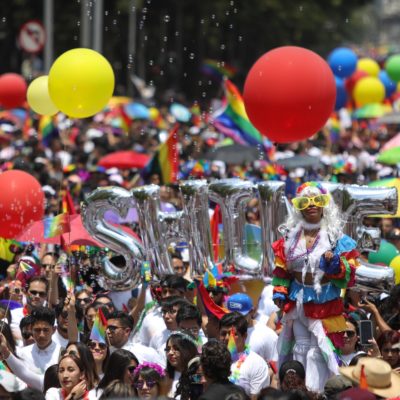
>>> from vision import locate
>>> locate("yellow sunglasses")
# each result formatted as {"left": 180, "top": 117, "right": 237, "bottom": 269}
{"left": 292, "top": 194, "right": 330, "bottom": 211}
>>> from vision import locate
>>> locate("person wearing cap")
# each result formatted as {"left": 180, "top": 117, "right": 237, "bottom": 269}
{"left": 340, "top": 356, "right": 400, "bottom": 399}
{"left": 271, "top": 181, "right": 359, "bottom": 392}
{"left": 219, "top": 312, "right": 270, "bottom": 399}
{"left": 227, "top": 293, "right": 278, "bottom": 365}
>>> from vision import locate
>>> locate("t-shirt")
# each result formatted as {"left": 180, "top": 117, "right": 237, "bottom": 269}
{"left": 137, "top": 307, "right": 166, "bottom": 346}
{"left": 230, "top": 350, "right": 270, "bottom": 396}
{"left": 247, "top": 321, "right": 278, "bottom": 362}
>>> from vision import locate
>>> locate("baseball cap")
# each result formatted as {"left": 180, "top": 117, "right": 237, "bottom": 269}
{"left": 0, "top": 370, "right": 27, "bottom": 392}
{"left": 227, "top": 293, "right": 253, "bottom": 315}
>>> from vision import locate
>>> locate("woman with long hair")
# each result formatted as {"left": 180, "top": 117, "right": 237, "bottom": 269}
{"left": 86, "top": 340, "right": 109, "bottom": 379}
{"left": 132, "top": 362, "right": 166, "bottom": 399}
{"left": 271, "top": 182, "right": 359, "bottom": 392}
{"left": 45, "top": 354, "right": 96, "bottom": 400}
{"left": 61, "top": 342, "right": 99, "bottom": 387}
{"left": 165, "top": 332, "right": 198, "bottom": 399}
{"left": 92, "top": 349, "right": 139, "bottom": 399}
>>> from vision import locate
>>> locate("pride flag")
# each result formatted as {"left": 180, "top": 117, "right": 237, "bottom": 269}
{"left": 19, "top": 261, "right": 33, "bottom": 274}
{"left": 38, "top": 115, "right": 59, "bottom": 147}
{"left": 227, "top": 327, "right": 239, "bottom": 362}
{"left": 196, "top": 282, "right": 228, "bottom": 320}
{"left": 200, "top": 59, "right": 237, "bottom": 81}
{"left": 43, "top": 213, "right": 70, "bottom": 238}
{"left": 90, "top": 308, "right": 108, "bottom": 344}
{"left": 62, "top": 191, "right": 77, "bottom": 215}
{"left": 213, "top": 80, "right": 266, "bottom": 149}
{"left": 142, "top": 125, "right": 179, "bottom": 184}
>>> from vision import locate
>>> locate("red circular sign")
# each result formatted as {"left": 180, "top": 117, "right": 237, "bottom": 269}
{"left": 18, "top": 20, "right": 46, "bottom": 54}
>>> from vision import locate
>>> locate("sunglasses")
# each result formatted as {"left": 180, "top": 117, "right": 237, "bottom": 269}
{"left": 42, "top": 264, "right": 55, "bottom": 269}
{"left": 88, "top": 342, "right": 107, "bottom": 351}
{"left": 382, "top": 347, "right": 400, "bottom": 354}
{"left": 29, "top": 290, "right": 47, "bottom": 298}
{"left": 127, "top": 365, "right": 138, "bottom": 373}
{"left": 77, "top": 297, "right": 91, "bottom": 304}
{"left": 106, "top": 325, "right": 124, "bottom": 332}
{"left": 134, "top": 380, "right": 157, "bottom": 389}
{"left": 61, "top": 349, "right": 78, "bottom": 357}
{"left": 344, "top": 330, "right": 356, "bottom": 338}
{"left": 292, "top": 194, "right": 330, "bottom": 211}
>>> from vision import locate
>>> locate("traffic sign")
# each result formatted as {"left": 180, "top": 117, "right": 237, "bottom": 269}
{"left": 18, "top": 20, "right": 46, "bottom": 54}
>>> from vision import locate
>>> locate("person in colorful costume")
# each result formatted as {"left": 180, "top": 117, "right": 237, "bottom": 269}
{"left": 272, "top": 182, "right": 359, "bottom": 393}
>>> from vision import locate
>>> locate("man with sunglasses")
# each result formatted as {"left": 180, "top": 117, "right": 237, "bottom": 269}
{"left": 271, "top": 181, "right": 359, "bottom": 393}
{"left": 106, "top": 311, "right": 165, "bottom": 368}
{"left": 0, "top": 307, "right": 61, "bottom": 390}
{"left": 10, "top": 276, "right": 49, "bottom": 341}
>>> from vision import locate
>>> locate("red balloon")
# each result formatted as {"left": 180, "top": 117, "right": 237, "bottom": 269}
{"left": 0, "top": 170, "right": 44, "bottom": 238}
{"left": 0, "top": 73, "right": 27, "bottom": 109}
{"left": 345, "top": 70, "right": 368, "bottom": 95}
{"left": 243, "top": 46, "right": 336, "bottom": 143}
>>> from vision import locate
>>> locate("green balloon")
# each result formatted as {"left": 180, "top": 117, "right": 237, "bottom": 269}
{"left": 386, "top": 55, "right": 400, "bottom": 83}
{"left": 368, "top": 240, "right": 399, "bottom": 266}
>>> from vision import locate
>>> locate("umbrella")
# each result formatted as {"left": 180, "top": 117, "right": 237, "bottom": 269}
{"left": 201, "top": 143, "right": 265, "bottom": 164}
{"left": 368, "top": 178, "right": 400, "bottom": 217}
{"left": 98, "top": 151, "right": 150, "bottom": 170}
{"left": 17, "top": 215, "right": 140, "bottom": 246}
{"left": 353, "top": 103, "right": 392, "bottom": 119}
{"left": 376, "top": 147, "right": 400, "bottom": 165}
{"left": 382, "top": 133, "right": 400, "bottom": 151}
{"left": 276, "top": 155, "right": 322, "bottom": 170}
{"left": 377, "top": 111, "right": 400, "bottom": 125}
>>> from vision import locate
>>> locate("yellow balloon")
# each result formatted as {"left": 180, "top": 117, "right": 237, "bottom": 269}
{"left": 357, "top": 58, "right": 380, "bottom": 77}
{"left": 27, "top": 76, "right": 58, "bottom": 116}
{"left": 353, "top": 76, "right": 385, "bottom": 107}
{"left": 389, "top": 254, "right": 400, "bottom": 284}
{"left": 48, "top": 48, "right": 115, "bottom": 118}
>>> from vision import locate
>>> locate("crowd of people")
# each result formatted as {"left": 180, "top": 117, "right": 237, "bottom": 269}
{"left": 0, "top": 92, "right": 400, "bottom": 399}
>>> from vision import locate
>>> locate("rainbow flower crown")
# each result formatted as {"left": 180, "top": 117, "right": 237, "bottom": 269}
{"left": 296, "top": 181, "right": 327, "bottom": 196}
{"left": 133, "top": 362, "right": 166, "bottom": 378}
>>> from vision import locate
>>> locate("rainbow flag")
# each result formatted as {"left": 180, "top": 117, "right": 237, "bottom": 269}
{"left": 39, "top": 115, "right": 59, "bottom": 147}
{"left": 19, "top": 261, "right": 33, "bottom": 274}
{"left": 43, "top": 213, "right": 70, "bottom": 238}
{"left": 196, "top": 282, "right": 228, "bottom": 320}
{"left": 227, "top": 327, "right": 239, "bottom": 362}
{"left": 142, "top": 125, "right": 179, "bottom": 184}
{"left": 201, "top": 59, "right": 237, "bottom": 81}
{"left": 90, "top": 308, "right": 108, "bottom": 344}
{"left": 213, "top": 80, "right": 266, "bottom": 149}
{"left": 62, "top": 191, "right": 77, "bottom": 215}
{"left": 203, "top": 269, "right": 217, "bottom": 289}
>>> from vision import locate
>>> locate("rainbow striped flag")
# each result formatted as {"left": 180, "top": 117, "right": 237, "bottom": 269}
{"left": 213, "top": 80, "right": 270, "bottom": 151}
{"left": 43, "top": 213, "right": 70, "bottom": 238}
{"left": 19, "top": 261, "right": 33, "bottom": 274}
{"left": 90, "top": 308, "right": 108, "bottom": 344}
{"left": 227, "top": 327, "right": 239, "bottom": 362}
{"left": 200, "top": 59, "right": 237, "bottom": 81}
{"left": 203, "top": 269, "right": 217, "bottom": 289}
{"left": 38, "top": 115, "right": 59, "bottom": 147}
{"left": 142, "top": 125, "right": 179, "bottom": 184}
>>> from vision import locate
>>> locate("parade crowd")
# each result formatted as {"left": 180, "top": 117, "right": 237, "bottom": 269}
{"left": 0, "top": 95, "right": 399, "bottom": 400}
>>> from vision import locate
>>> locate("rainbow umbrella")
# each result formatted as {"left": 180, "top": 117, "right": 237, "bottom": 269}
{"left": 353, "top": 103, "right": 392, "bottom": 119}
{"left": 368, "top": 178, "right": 400, "bottom": 217}
{"left": 376, "top": 146, "right": 400, "bottom": 165}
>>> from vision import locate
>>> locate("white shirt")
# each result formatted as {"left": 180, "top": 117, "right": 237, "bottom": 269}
{"left": 149, "top": 328, "right": 171, "bottom": 364}
{"left": 52, "top": 329, "right": 69, "bottom": 348}
{"left": 247, "top": 321, "right": 278, "bottom": 362}
{"left": 230, "top": 351, "right": 270, "bottom": 396}
{"left": 46, "top": 387, "right": 98, "bottom": 400}
{"left": 137, "top": 307, "right": 166, "bottom": 346}
{"left": 17, "top": 341, "right": 61, "bottom": 374}
{"left": 255, "top": 285, "right": 278, "bottom": 324}
{"left": 168, "top": 370, "right": 181, "bottom": 399}
{"left": 10, "top": 307, "right": 24, "bottom": 339}
{"left": 111, "top": 342, "right": 166, "bottom": 368}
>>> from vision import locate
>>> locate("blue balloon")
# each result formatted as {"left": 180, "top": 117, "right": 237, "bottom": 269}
{"left": 328, "top": 47, "right": 358, "bottom": 78}
{"left": 379, "top": 70, "right": 397, "bottom": 98}
{"left": 124, "top": 103, "right": 150, "bottom": 119}
{"left": 335, "top": 77, "right": 347, "bottom": 110}
{"left": 170, "top": 103, "right": 191, "bottom": 123}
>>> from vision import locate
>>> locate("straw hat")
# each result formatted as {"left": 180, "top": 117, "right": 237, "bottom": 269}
{"left": 340, "top": 357, "right": 400, "bottom": 398}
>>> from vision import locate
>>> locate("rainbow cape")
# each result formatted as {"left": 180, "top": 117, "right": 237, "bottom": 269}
{"left": 90, "top": 308, "right": 108, "bottom": 344}
{"left": 43, "top": 213, "right": 70, "bottom": 238}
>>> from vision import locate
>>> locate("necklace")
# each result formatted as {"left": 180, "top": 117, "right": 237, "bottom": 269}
{"left": 229, "top": 345, "right": 250, "bottom": 384}
{"left": 286, "top": 229, "right": 320, "bottom": 263}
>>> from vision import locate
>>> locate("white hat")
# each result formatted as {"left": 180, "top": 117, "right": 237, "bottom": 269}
{"left": 0, "top": 370, "right": 27, "bottom": 392}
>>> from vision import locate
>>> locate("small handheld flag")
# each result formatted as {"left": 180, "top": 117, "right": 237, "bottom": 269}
{"left": 90, "top": 308, "right": 108, "bottom": 344}
{"left": 359, "top": 364, "right": 368, "bottom": 390}
{"left": 43, "top": 213, "right": 70, "bottom": 238}
{"left": 58, "top": 254, "right": 74, "bottom": 293}
{"left": 227, "top": 327, "right": 239, "bottom": 362}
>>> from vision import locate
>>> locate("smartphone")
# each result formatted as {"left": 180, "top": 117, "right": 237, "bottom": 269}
{"left": 359, "top": 320, "right": 373, "bottom": 346}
